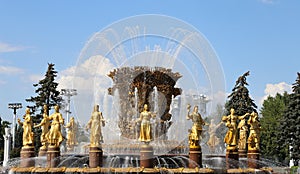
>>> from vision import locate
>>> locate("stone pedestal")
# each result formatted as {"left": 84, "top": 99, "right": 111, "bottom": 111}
{"left": 226, "top": 147, "right": 239, "bottom": 169}
{"left": 20, "top": 146, "right": 35, "bottom": 167}
{"left": 189, "top": 146, "right": 202, "bottom": 168}
{"left": 140, "top": 144, "right": 154, "bottom": 168}
{"left": 248, "top": 149, "right": 260, "bottom": 169}
{"left": 89, "top": 146, "right": 103, "bottom": 168}
{"left": 38, "top": 147, "right": 47, "bottom": 157}
{"left": 47, "top": 146, "right": 60, "bottom": 168}
{"left": 238, "top": 149, "right": 247, "bottom": 158}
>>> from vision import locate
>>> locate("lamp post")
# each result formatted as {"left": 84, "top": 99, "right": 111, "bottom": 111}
{"left": 61, "top": 89, "right": 77, "bottom": 123}
{"left": 192, "top": 94, "right": 210, "bottom": 116}
{"left": 8, "top": 103, "right": 22, "bottom": 149}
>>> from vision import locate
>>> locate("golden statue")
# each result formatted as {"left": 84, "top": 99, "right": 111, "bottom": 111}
{"left": 18, "top": 107, "right": 34, "bottom": 147}
{"left": 248, "top": 111, "right": 260, "bottom": 150}
{"left": 34, "top": 104, "right": 50, "bottom": 149}
{"left": 207, "top": 119, "right": 222, "bottom": 153}
{"left": 47, "top": 105, "right": 64, "bottom": 147}
{"left": 222, "top": 108, "right": 249, "bottom": 150}
{"left": 86, "top": 105, "right": 105, "bottom": 147}
{"left": 186, "top": 104, "right": 206, "bottom": 147}
{"left": 65, "top": 117, "right": 78, "bottom": 148}
{"left": 136, "top": 104, "right": 156, "bottom": 143}
{"left": 238, "top": 113, "right": 249, "bottom": 151}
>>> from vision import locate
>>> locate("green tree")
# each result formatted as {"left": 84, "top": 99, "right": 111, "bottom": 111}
{"left": 260, "top": 93, "right": 289, "bottom": 164}
{"left": 279, "top": 72, "right": 300, "bottom": 165}
{"left": 26, "top": 63, "right": 62, "bottom": 153}
{"left": 225, "top": 71, "right": 257, "bottom": 115}
{"left": 26, "top": 63, "right": 62, "bottom": 116}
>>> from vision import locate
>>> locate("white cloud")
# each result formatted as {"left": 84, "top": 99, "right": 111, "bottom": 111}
{"left": 57, "top": 55, "right": 115, "bottom": 123}
{"left": 0, "top": 65, "right": 24, "bottom": 74}
{"left": 259, "top": 82, "right": 292, "bottom": 105}
{"left": 264, "top": 82, "right": 292, "bottom": 96}
{"left": 58, "top": 55, "right": 114, "bottom": 91}
{"left": 0, "top": 42, "right": 26, "bottom": 53}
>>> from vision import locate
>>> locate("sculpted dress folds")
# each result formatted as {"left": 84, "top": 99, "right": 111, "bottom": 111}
{"left": 137, "top": 104, "right": 156, "bottom": 143}
{"left": 34, "top": 105, "right": 50, "bottom": 149}
{"left": 65, "top": 117, "right": 78, "bottom": 147}
{"left": 18, "top": 108, "right": 34, "bottom": 146}
{"left": 222, "top": 108, "right": 238, "bottom": 146}
{"left": 238, "top": 113, "right": 249, "bottom": 150}
{"left": 207, "top": 119, "right": 222, "bottom": 152}
{"left": 222, "top": 108, "right": 249, "bottom": 149}
{"left": 186, "top": 105, "right": 206, "bottom": 147}
{"left": 248, "top": 111, "right": 260, "bottom": 150}
{"left": 86, "top": 105, "right": 105, "bottom": 147}
{"left": 47, "top": 105, "right": 64, "bottom": 147}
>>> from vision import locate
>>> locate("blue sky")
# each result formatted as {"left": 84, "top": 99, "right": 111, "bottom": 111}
{"left": 0, "top": 0, "right": 299, "bottom": 122}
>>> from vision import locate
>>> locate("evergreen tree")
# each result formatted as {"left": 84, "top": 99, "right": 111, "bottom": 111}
{"left": 26, "top": 63, "right": 62, "bottom": 153}
{"left": 225, "top": 71, "right": 257, "bottom": 115}
{"left": 279, "top": 72, "right": 300, "bottom": 165}
{"left": 26, "top": 63, "right": 62, "bottom": 117}
{"left": 260, "top": 93, "right": 289, "bottom": 164}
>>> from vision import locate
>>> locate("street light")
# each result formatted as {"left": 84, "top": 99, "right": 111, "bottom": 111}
{"left": 192, "top": 94, "right": 210, "bottom": 116}
{"left": 8, "top": 103, "right": 22, "bottom": 149}
{"left": 61, "top": 89, "right": 77, "bottom": 123}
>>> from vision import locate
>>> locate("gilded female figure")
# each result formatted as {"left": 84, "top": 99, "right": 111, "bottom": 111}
{"left": 248, "top": 111, "right": 260, "bottom": 150}
{"left": 34, "top": 104, "right": 50, "bottom": 149}
{"left": 86, "top": 105, "right": 105, "bottom": 147}
{"left": 47, "top": 105, "right": 64, "bottom": 147}
{"left": 238, "top": 113, "right": 249, "bottom": 151}
{"left": 207, "top": 119, "right": 222, "bottom": 153}
{"left": 222, "top": 108, "right": 238, "bottom": 148}
{"left": 65, "top": 117, "right": 78, "bottom": 147}
{"left": 137, "top": 104, "right": 156, "bottom": 143}
{"left": 222, "top": 108, "right": 249, "bottom": 150}
{"left": 186, "top": 105, "right": 206, "bottom": 147}
{"left": 18, "top": 108, "right": 34, "bottom": 146}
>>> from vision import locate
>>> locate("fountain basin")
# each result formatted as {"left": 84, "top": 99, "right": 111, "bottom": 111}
{"left": 9, "top": 167, "right": 274, "bottom": 174}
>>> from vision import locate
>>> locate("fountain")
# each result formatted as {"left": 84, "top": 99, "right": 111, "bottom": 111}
{"left": 6, "top": 65, "right": 278, "bottom": 174}
{"left": 3, "top": 15, "right": 290, "bottom": 174}
{"left": 107, "top": 66, "right": 181, "bottom": 140}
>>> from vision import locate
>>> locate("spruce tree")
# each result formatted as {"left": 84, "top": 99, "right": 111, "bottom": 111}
{"left": 279, "top": 72, "right": 300, "bottom": 165}
{"left": 225, "top": 71, "right": 257, "bottom": 115}
{"left": 260, "top": 93, "right": 289, "bottom": 164}
{"left": 26, "top": 63, "right": 62, "bottom": 153}
{"left": 26, "top": 63, "right": 62, "bottom": 117}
